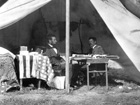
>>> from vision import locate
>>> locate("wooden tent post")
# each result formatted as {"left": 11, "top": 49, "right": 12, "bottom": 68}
{"left": 65, "top": 0, "right": 70, "bottom": 93}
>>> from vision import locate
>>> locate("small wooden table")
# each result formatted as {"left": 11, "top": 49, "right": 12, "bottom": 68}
{"left": 71, "top": 55, "right": 119, "bottom": 90}
{"left": 86, "top": 58, "right": 109, "bottom": 90}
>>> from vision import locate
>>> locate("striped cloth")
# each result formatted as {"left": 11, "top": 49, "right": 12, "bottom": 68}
{"left": 17, "top": 53, "right": 53, "bottom": 82}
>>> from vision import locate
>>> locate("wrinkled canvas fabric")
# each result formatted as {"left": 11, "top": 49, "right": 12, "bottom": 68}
{"left": 90, "top": 0, "right": 140, "bottom": 71}
{"left": 0, "top": 53, "right": 19, "bottom": 93}
{"left": 0, "top": 0, "right": 51, "bottom": 29}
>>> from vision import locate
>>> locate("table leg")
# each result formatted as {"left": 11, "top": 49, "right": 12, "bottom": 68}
{"left": 87, "top": 64, "right": 89, "bottom": 90}
{"left": 105, "top": 63, "right": 108, "bottom": 90}
{"left": 38, "top": 79, "right": 41, "bottom": 89}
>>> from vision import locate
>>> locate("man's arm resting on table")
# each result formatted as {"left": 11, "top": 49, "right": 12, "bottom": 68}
{"left": 50, "top": 56, "right": 65, "bottom": 66}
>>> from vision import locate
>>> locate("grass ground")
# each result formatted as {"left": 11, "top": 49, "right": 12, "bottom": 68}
{"left": 0, "top": 79, "right": 140, "bottom": 105}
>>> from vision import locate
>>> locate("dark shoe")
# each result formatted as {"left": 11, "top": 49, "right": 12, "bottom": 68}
{"left": 70, "top": 83, "right": 79, "bottom": 89}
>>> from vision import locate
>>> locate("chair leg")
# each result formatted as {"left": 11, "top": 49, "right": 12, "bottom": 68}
{"left": 20, "top": 79, "right": 23, "bottom": 91}
{"left": 95, "top": 73, "right": 97, "bottom": 86}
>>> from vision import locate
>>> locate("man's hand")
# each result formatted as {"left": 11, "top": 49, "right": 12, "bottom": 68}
{"left": 60, "top": 61, "right": 65, "bottom": 65}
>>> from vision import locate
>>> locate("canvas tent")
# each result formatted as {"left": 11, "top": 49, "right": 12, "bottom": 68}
{"left": 90, "top": 0, "right": 140, "bottom": 82}
{"left": 0, "top": 0, "right": 140, "bottom": 83}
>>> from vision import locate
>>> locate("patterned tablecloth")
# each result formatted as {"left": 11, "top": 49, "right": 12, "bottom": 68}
{"left": 17, "top": 53, "right": 54, "bottom": 83}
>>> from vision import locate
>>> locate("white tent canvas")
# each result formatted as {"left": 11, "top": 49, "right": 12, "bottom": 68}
{"left": 90, "top": 0, "right": 140, "bottom": 71}
{"left": 0, "top": 0, "right": 51, "bottom": 29}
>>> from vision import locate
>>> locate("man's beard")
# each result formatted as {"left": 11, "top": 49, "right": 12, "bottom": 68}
{"left": 89, "top": 44, "right": 93, "bottom": 48}
{"left": 52, "top": 44, "right": 57, "bottom": 48}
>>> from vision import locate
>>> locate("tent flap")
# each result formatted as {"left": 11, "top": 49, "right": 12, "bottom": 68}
{"left": 0, "top": 0, "right": 51, "bottom": 29}
{"left": 90, "top": 0, "right": 140, "bottom": 71}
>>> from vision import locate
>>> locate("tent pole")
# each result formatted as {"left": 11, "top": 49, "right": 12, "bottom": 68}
{"left": 65, "top": 0, "right": 70, "bottom": 93}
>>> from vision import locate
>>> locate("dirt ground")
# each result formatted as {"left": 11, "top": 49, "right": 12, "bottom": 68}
{"left": 0, "top": 81, "right": 140, "bottom": 105}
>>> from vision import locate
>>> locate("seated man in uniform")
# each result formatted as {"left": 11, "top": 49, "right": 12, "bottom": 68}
{"left": 79, "top": 37, "right": 106, "bottom": 84}
{"left": 88, "top": 37, "right": 104, "bottom": 55}
{"left": 88, "top": 36, "right": 105, "bottom": 69}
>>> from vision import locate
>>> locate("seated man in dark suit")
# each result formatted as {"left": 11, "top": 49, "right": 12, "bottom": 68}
{"left": 36, "top": 34, "right": 79, "bottom": 87}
